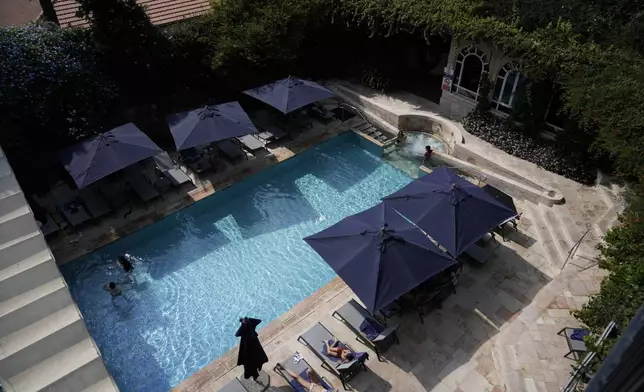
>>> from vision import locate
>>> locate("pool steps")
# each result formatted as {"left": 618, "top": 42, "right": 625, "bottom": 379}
{"left": 0, "top": 148, "right": 118, "bottom": 392}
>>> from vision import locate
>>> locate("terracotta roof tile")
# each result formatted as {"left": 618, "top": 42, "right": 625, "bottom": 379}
{"left": 0, "top": 0, "right": 43, "bottom": 27}
{"left": 53, "top": 0, "right": 211, "bottom": 28}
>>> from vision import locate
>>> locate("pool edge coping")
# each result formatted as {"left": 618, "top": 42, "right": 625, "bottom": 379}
{"left": 172, "top": 277, "right": 349, "bottom": 392}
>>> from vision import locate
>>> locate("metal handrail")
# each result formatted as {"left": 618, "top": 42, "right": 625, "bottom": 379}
{"left": 338, "top": 102, "right": 373, "bottom": 128}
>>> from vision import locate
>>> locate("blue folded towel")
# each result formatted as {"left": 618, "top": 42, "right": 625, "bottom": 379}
{"left": 570, "top": 328, "right": 590, "bottom": 341}
{"left": 359, "top": 319, "right": 384, "bottom": 341}
{"left": 287, "top": 370, "right": 332, "bottom": 392}
{"left": 321, "top": 340, "right": 369, "bottom": 363}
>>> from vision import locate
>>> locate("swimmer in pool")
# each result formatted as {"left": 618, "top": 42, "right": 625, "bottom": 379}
{"left": 103, "top": 282, "right": 122, "bottom": 299}
{"left": 118, "top": 255, "right": 136, "bottom": 283}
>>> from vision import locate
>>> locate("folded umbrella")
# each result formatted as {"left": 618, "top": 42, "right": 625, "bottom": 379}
{"left": 235, "top": 317, "right": 269, "bottom": 380}
{"left": 304, "top": 202, "right": 456, "bottom": 313}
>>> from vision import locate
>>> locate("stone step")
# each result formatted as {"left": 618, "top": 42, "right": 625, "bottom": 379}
{"left": 0, "top": 278, "right": 73, "bottom": 337}
{"left": 551, "top": 204, "right": 596, "bottom": 260}
{"left": 78, "top": 377, "right": 119, "bottom": 392}
{"left": 0, "top": 231, "right": 47, "bottom": 270}
{"left": 0, "top": 205, "right": 39, "bottom": 247}
{"left": 0, "top": 306, "right": 86, "bottom": 380}
{"left": 522, "top": 201, "right": 563, "bottom": 271}
{"left": 7, "top": 339, "right": 105, "bottom": 392}
{"left": 0, "top": 192, "right": 27, "bottom": 221}
{"left": 537, "top": 202, "right": 572, "bottom": 266}
{"left": 0, "top": 250, "right": 59, "bottom": 301}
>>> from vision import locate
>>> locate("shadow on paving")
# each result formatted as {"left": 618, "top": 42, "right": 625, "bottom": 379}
{"left": 364, "top": 238, "right": 550, "bottom": 391}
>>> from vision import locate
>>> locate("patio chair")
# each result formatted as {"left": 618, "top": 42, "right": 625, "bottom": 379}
{"left": 274, "top": 356, "right": 334, "bottom": 392}
{"left": 79, "top": 186, "right": 112, "bottom": 219}
{"left": 153, "top": 152, "right": 192, "bottom": 187}
{"left": 332, "top": 299, "right": 400, "bottom": 361}
{"left": 558, "top": 327, "right": 589, "bottom": 360}
{"left": 218, "top": 378, "right": 249, "bottom": 392}
{"left": 123, "top": 165, "right": 161, "bottom": 202}
{"left": 215, "top": 139, "right": 246, "bottom": 161}
{"left": 257, "top": 124, "right": 288, "bottom": 141}
{"left": 180, "top": 148, "right": 212, "bottom": 173}
{"left": 297, "top": 322, "right": 367, "bottom": 389}
{"left": 50, "top": 185, "right": 91, "bottom": 227}
{"left": 237, "top": 134, "right": 265, "bottom": 153}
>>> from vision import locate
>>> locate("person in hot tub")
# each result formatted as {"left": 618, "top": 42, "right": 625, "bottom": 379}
{"left": 395, "top": 130, "right": 406, "bottom": 144}
{"left": 423, "top": 145, "right": 433, "bottom": 163}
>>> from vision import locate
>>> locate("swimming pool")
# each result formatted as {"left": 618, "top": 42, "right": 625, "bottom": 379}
{"left": 60, "top": 132, "right": 413, "bottom": 391}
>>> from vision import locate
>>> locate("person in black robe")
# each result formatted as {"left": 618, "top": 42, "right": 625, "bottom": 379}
{"left": 235, "top": 317, "right": 269, "bottom": 380}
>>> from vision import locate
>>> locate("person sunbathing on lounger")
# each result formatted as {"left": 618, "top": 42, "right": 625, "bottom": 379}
{"left": 284, "top": 367, "right": 337, "bottom": 392}
{"left": 323, "top": 339, "right": 354, "bottom": 363}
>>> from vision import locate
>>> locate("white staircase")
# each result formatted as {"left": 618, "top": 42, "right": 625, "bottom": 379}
{"left": 0, "top": 148, "right": 118, "bottom": 392}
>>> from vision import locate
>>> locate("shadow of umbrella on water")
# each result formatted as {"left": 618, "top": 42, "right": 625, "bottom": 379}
{"left": 236, "top": 317, "right": 270, "bottom": 385}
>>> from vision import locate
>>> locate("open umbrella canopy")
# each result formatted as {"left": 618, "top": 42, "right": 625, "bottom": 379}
{"left": 304, "top": 202, "right": 457, "bottom": 313}
{"left": 383, "top": 167, "right": 518, "bottom": 257}
{"left": 58, "top": 123, "right": 163, "bottom": 189}
{"left": 243, "top": 77, "right": 334, "bottom": 114}
{"left": 168, "top": 101, "right": 258, "bottom": 151}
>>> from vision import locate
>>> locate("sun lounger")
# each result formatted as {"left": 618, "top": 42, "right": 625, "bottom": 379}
{"left": 274, "top": 356, "right": 334, "bottom": 392}
{"left": 237, "top": 134, "right": 265, "bottom": 152}
{"left": 79, "top": 187, "right": 111, "bottom": 218}
{"left": 218, "top": 378, "right": 249, "bottom": 392}
{"left": 153, "top": 152, "right": 192, "bottom": 186}
{"left": 297, "top": 322, "right": 367, "bottom": 389}
{"left": 332, "top": 299, "right": 399, "bottom": 361}
{"left": 215, "top": 139, "right": 246, "bottom": 161}
{"left": 51, "top": 185, "right": 91, "bottom": 227}
{"left": 123, "top": 165, "right": 161, "bottom": 202}
{"left": 258, "top": 124, "right": 288, "bottom": 141}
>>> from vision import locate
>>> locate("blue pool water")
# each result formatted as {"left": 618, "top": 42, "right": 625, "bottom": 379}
{"left": 61, "top": 133, "right": 412, "bottom": 391}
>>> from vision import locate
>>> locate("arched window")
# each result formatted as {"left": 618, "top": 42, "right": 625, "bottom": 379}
{"left": 452, "top": 46, "right": 489, "bottom": 100}
{"left": 491, "top": 64, "right": 527, "bottom": 114}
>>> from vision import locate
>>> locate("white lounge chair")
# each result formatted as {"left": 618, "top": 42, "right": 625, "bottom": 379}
{"left": 153, "top": 152, "right": 192, "bottom": 186}
{"left": 50, "top": 185, "right": 91, "bottom": 227}
{"left": 237, "top": 134, "right": 265, "bottom": 152}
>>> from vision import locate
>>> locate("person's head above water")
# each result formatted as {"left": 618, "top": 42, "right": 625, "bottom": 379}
{"left": 108, "top": 282, "right": 116, "bottom": 289}
{"left": 425, "top": 145, "right": 432, "bottom": 152}
{"left": 118, "top": 255, "right": 127, "bottom": 263}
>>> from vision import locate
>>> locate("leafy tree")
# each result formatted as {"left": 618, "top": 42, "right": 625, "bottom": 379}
{"left": 76, "top": 0, "right": 172, "bottom": 105}
{"left": 0, "top": 23, "right": 116, "bottom": 192}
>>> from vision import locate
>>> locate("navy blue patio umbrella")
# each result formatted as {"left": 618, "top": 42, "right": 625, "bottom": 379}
{"left": 304, "top": 202, "right": 457, "bottom": 313}
{"left": 168, "top": 101, "right": 258, "bottom": 151}
{"left": 58, "top": 123, "right": 163, "bottom": 189}
{"left": 383, "top": 167, "right": 518, "bottom": 257}
{"left": 243, "top": 77, "right": 334, "bottom": 114}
